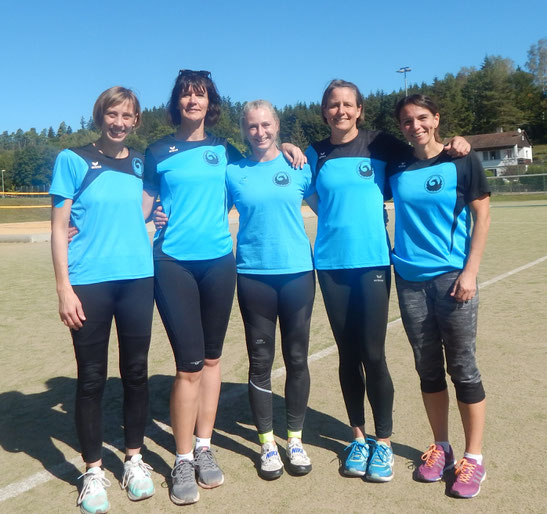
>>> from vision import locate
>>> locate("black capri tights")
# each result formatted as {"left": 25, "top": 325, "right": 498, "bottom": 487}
{"left": 317, "top": 267, "right": 394, "bottom": 439}
{"left": 237, "top": 271, "right": 315, "bottom": 435}
{"left": 154, "top": 253, "right": 236, "bottom": 372}
{"left": 71, "top": 277, "right": 154, "bottom": 463}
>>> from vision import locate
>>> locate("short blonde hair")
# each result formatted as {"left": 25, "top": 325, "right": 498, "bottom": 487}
{"left": 92, "top": 86, "right": 142, "bottom": 128}
{"left": 239, "top": 99, "right": 280, "bottom": 142}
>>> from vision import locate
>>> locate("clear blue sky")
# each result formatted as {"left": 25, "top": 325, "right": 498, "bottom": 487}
{"left": 2, "top": 0, "right": 545, "bottom": 134}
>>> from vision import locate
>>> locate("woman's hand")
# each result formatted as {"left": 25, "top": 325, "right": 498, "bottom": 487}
{"left": 58, "top": 286, "right": 86, "bottom": 330}
{"left": 153, "top": 206, "right": 169, "bottom": 229}
{"left": 444, "top": 136, "right": 471, "bottom": 157}
{"left": 280, "top": 143, "right": 307, "bottom": 169}
{"left": 450, "top": 270, "right": 477, "bottom": 302}
{"left": 67, "top": 225, "right": 78, "bottom": 242}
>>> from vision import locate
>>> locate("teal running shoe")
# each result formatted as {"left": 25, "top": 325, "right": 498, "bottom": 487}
{"left": 366, "top": 439, "right": 394, "bottom": 482}
{"left": 122, "top": 454, "right": 155, "bottom": 501}
{"left": 343, "top": 440, "right": 369, "bottom": 476}
{"left": 77, "top": 467, "right": 111, "bottom": 514}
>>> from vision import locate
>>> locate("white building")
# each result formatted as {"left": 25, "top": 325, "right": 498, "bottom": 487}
{"left": 464, "top": 129, "right": 533, "bottom": 175}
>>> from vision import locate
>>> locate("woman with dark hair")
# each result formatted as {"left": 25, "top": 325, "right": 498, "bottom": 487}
{"left": 388, "top": 94, "right": 490, "bottom": 498}
{"left": 306, "top": 80, "right": 470, "bottom": 483}
{"left": 143, "top": 71, "right": 304, "bottom": 504}
{"left": 51, "top": 86, "right": 155, "bottom": 514}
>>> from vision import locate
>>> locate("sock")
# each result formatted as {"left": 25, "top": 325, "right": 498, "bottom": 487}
{"left": 354, "top": 437, "right": 366, "bottom": 444}
{"left": 287, "top": 429, "right": 302, "bottom": 440}
{"left": 258, "top": 431, "right": 275, "bottom": 444}
{"left": 464, "top": 452, "right": 483, "bottom": 465}
{"left": 195, "top": 437, "right": 211, "bottom": 451}
{"left": 175, "top": 451, "right": 194, "bottom": 465}
{"left": 435, "top": 441, "right": 451, "bottom": 453}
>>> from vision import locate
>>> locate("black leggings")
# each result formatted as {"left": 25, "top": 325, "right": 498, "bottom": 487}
{"left": 317, "top": 267, "right": 393, "bottom": 438}
{"left": 71, "top": 277, "right": 154, "bottom": 463}
{"left": 154, "top": 253, "right": 237, "bottom": 372}
{"left": 237, "top": 271, "right": 315, "bottom": 434}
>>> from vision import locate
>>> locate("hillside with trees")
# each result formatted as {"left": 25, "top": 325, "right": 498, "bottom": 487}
{"left": 1, "top": 39, "right": 545, "bottom": 190}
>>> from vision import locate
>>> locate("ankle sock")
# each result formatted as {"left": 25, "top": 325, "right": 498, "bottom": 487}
{"left": 435, "top": 441, "right": 451, "bottom": 453}
{"left": 464, "top": 452, "right": 483, "bottom": 465}
{"left": 195, "top": 437, "right": 211, "bottom": 451}
{"left": 175, "top": 451, "right": 194, "bottom": 465}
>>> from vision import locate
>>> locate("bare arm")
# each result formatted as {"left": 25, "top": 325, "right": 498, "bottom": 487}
{"left": 450, "top": 194, "right": 491, "bottom": 302}
{"left": 444, "top": 136, "right": 471, "bottom": 157}
{"left": 51, "top": 196, "right": 86, "bottom": 329}
{"left": 280, "top": 142, "right": 307, "bottom": 169}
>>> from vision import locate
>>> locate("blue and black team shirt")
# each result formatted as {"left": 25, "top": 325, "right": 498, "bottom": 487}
{"left": 226, "top": 153, "right": 314, "bottom": 274}
{"left": 386, "top": 149, "right": 490, "bottom": 281}
{"left": 143, "top": 134, "right": 242, "bottom": 261}
{"left": 306, "top": 129, "right": 406, "bottom": 270}
{"left": 49, "top": 144, "right": 153, "bottom": 285}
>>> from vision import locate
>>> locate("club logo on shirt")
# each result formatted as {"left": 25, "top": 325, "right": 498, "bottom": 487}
{"left": 272, "top": 171, "right": 291, "bottom": 187}
{"left": 168, "top": 146, "right": 178, "bottom": 153}
{"left": 203, "top": 150, "right": 220, "bottom": 165}
{"left": 90, "top": 161, "right": 102, "bottom": 169}
{"left": 318, "top": 151, "right": 326, "bottom": 159}
{"left": 132, "top": 157, "right": 143, "bottom": 177}
{"left": 356, "top": 160, "right": 374, "bottom": 179}
{"left": 425, "top": 175, "right": 444, "bottom": 193}
{"left": 397, "top": 161, "right": 407, "bottom": 169}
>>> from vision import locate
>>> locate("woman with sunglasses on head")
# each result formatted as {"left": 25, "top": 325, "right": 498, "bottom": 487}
{"left": 51, "top": 87, "right": 155, "bottom": 514}
{"left": 227, "top": 100, "right": 315, "bottom": 480}
{"left": 388, "top": 94, "right": 490, "bottom": 498}
{"left": 143, "top": 71, "right": 305, "bottom": 504}
{"left": 305, "top": 80, "right": 470, "bottom": 483}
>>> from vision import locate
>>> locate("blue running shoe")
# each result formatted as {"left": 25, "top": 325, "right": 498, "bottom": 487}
{"left": 343, "top": 440, "right": 369, "bottom": 476}
{"left": 366, "top": 439, "right": 394, "bottom": 482}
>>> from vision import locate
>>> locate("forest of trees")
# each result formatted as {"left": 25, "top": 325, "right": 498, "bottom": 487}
{"left": 1, "top": 39, "right": 545, "bottom": 189}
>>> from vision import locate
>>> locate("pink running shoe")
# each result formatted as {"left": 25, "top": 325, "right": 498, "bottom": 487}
{"left": 450, "top": 458, "right": 486, "bottom": 498}
{"left": 415, "top": 443, "right": 455, "bottom": 482}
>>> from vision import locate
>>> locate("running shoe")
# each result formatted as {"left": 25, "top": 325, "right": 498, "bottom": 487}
{"left": 259, "top": 442, "right": 284, "bottom": 480}
{"left": 170, "top": 460, "right": 199, "bottom": 505}
{"left": 450, "top": 457, "right": 486, "bottom": 498}
{"left": 286, "top": 438, "right": 312, "bottom": 475}
{"left": 415, "top": 443, "right": 455, "bottom": 482}
{"left": 342, "top": 440, "right": 369, "bottom": 476}
{"left": 194, "top": 447, "right": 225, "bottom": 488}
{"left": 366, "top": 439, "right": 394, "bottom": 482}
{"left": 121, "top": 454, "right": 154, "bottom": 501}
{"left": 77, "top": 467, "right": 111, "bottom": 514}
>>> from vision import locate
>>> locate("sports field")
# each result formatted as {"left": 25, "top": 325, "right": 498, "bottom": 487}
{"left": 1, "top": 201, "right": 546, "bottom": 513}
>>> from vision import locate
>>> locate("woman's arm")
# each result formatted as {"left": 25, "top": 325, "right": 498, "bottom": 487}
{"left": 280, "top": 143, "right": 307, "bottom": 169}
{"left": 51, "top": 196, "right": 86, "bottom": 329}
{"left": 444, "top": 136, "right": 471, "bottom": 157}
{"left": 450, "top": 194, "right": 491, "bottom": 302}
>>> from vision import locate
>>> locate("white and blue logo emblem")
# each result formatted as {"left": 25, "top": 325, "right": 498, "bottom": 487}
{"left": 273, "top": 171, "right": 291, "bottom": 187}
{"left": 424, "top": 175, "right": 444, "bottom": 193}
{"left": 132, "top": 157, "right": 143, "bottom": 177}
{"left": 356, "top": 160, "right": 374, "bottom": 179}
{"left": 203, "top": 150, "right": 220, "bottom": 165}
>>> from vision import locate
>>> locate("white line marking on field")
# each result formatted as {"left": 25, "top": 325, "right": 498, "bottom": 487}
{"left": 1, "top": 255, "right": 546, "bottom": 503}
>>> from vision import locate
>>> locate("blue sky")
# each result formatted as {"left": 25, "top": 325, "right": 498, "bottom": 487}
{"left": 2, "top": 0, "right": 545, "bottom": 133}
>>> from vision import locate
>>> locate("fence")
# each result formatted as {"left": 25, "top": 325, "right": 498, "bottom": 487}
{"left": 487, "top": 173, "right": 547, "bottom": 194}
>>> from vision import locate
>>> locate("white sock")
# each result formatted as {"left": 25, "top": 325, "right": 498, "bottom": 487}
{"left": 195, "top": 437, "right": 211, "bottom": 450}
{"left": 435, "top": 441, "right": 451, "bottom": 453}
{"left": 464, "top": 452, "right": 483, "bottom": 465}
{"left": 175, "top": 451, "right": 194, "bottom": 465}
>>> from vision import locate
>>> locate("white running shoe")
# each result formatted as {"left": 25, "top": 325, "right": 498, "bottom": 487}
{"left": 77, "top": 467, "right": 111, "bottom": 514}
{"left": 286, "top": 438, "right": 312, "bottom": 475}
{"left": 259, "top": 442, "right": 284, "bottom": 480}
{"left": 121, "top": 454, "right": 155, "bottom": 501}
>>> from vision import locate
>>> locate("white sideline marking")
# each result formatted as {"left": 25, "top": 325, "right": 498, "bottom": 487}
{"left": 1, "top": 255, "right": 546, "bottom": 503}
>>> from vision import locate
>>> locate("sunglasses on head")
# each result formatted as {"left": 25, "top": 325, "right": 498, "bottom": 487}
{"left": 178, "top": 69, "right": 212, "bottom": 79}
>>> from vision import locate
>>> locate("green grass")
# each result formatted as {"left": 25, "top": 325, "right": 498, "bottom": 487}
{"left": 0, "top": 197, "right": 50, "bottom": 223}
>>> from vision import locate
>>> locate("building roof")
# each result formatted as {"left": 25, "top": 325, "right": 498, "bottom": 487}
{"left": 462, "top": 130, "right": 532, "bottom": 150}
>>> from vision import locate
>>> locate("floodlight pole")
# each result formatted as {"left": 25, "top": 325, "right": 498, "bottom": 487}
{"left": 397, "top": 66, "right": 412, "bottom": 96}
{"left": 1, "top": 169, "right": 5, "bottom": 198}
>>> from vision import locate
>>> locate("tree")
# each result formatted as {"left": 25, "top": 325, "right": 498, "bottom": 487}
{"left": 47, "top": 127, "right": 56, "bottom": 139}
{"left": 526, "top": 38, "right": 547, "bottom": 91}
{"left": 12, "top": 145, "right": 58, "bottom": 187}
{"left": 57, "top": 122, "right": 67, "bottom": 137}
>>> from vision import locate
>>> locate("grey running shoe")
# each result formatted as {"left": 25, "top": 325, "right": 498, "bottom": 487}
{"left": 286, "top": 438, "right": 312, "bottom": 475}
{"left": 194, "top": 447, "right": 225, "bottom": 488}
{"left": 259, "top": 442, "right": 284, "bottom": 480}
{"left": 170, "top": 460, "right": 199, "bottom": 505}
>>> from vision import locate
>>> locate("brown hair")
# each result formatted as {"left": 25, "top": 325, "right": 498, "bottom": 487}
{"left": 395, "top": 94, "right": 441, "bottom": 142}
{"left": 320, "top": 79, "right": 365, "bottom": 125}
{"left": 92, "top": 86, "right": 141, "bottom": 128}
{"left": 167, "top": 70, "right": 221, "bottom": 127}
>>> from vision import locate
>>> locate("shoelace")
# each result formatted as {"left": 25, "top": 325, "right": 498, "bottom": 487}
{"left": 171, "top": 460, "right": 195, "bottom": 482}
{"left": 370, "top": 443, "right": 391, "bottom": 464}
{"left": 77, "top": 470, "right": 111, "bottom": 505}
{"left": 455, "top": 458, "right": 476, "bottom": 483}
{"left": 121, "top": 459, "right": 153, "bottom": 489}
{"left": 196, "top": 449, "right": 217, "bottom": 471}
{"left": 421, "top": 444, "right": 443, "bottom": 467}
{"left": 344, "top": 441, "right": 367, "bottom": 461}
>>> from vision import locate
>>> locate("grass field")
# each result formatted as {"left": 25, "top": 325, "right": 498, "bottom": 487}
{"left": 0, "top": 202, "right": 546, "bottom": 513}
